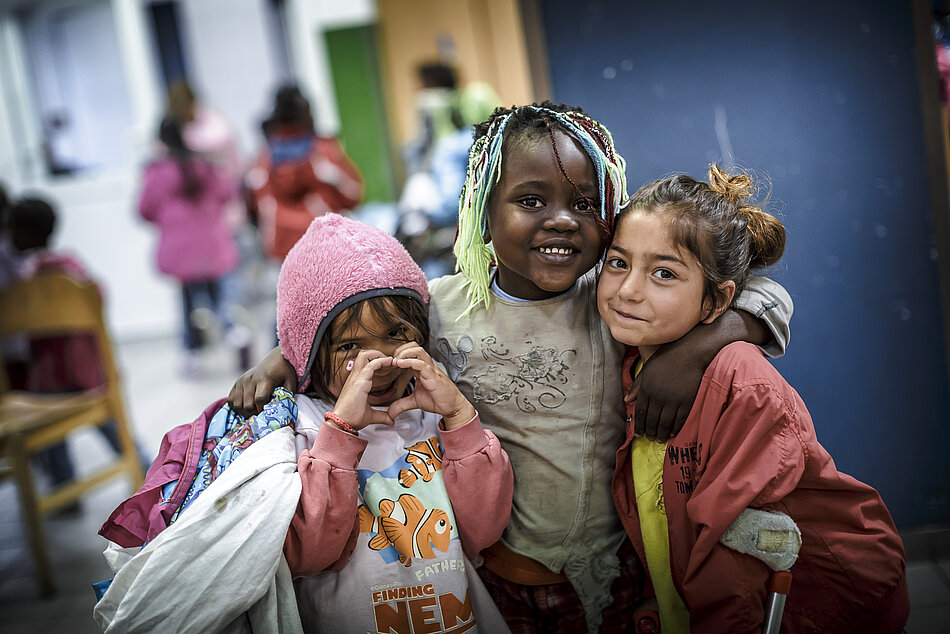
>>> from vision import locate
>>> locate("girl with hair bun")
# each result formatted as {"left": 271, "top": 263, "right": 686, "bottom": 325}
{"left": 600, "top": 165, "right": 908, "bottom": 633}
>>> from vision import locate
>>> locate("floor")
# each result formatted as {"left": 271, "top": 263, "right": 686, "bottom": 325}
{"left": 1, "top": 329, "right": 949, "bottom": 632}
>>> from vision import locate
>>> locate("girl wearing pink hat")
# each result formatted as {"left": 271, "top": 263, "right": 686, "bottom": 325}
{"left": 276, "top": 214, "right": 513, "bottom": 632}
{"left": 97, "top": 213, "right": 512, "bottom": 632}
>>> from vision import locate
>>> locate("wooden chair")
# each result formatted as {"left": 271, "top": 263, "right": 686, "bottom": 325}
{"left": 0, "top": 273, "right": 143, "bottom": 596}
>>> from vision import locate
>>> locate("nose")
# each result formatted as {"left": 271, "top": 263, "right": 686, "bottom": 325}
{"left": 376, "top": 339, "right": 403, "bottom": 357}
{"left": 543, "top": 204, "right": 580, "bottom": 232}
{"left": 617, "top": 271, "right": 644, "bottom": 302}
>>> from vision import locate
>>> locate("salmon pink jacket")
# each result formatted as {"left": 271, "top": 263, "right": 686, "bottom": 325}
{"left": 612, "top": 342, "right": 909, "bottom": 634}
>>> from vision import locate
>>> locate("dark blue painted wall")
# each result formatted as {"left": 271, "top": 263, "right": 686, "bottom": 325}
{"left": 540, "top": 0, "right": 950, "bottom": 527}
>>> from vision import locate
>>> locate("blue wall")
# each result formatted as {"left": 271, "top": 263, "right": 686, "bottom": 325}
{"left": 540, "top": 0, "right": 950, "bottom": 527}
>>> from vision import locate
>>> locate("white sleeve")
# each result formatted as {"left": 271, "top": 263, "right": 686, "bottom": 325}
{"left": 733, "top": 275, "right": 794, "bottom": 358}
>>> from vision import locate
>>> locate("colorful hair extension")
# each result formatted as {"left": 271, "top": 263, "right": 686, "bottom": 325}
{"left": 453, "top": 105, "right": 628, "bottom": 315}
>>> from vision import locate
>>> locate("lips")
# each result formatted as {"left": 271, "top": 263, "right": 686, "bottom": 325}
{"left": 536, "top": 246, "right": 576, "bottom": 255}
{"left": 610, "top": 305, "right": 646, "bottom": 322}
{"left": 534, "top": 242, "right": 579, "bottom": 259}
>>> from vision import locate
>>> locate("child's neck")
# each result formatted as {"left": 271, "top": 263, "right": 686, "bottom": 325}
{"left": 491, "top": 273, "right": 575, "bottom": 302}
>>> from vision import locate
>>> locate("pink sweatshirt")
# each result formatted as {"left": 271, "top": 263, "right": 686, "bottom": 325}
{"left": 284, "top": 409, "right": 513, "bottom": 578}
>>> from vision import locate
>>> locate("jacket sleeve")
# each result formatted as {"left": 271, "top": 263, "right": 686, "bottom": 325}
{"left": 283, "top": 424, "right": 367, "bottom": 578}
{"left": 310, "top": 138, "right": 364, "bottom": 211}
{"left": 439, "top": 413, "right": 513, "bottom": 559}
{"left": 208, "top": 162, "right": 237, "bottom": 207}
{"left": 733, "top": 275, "right": 793, "bottom": 358}
{"left": 681, "top": 378, "right": 806, "bottom": 634}
{"left": 137, "top": 163, "right": 166, "bottom": 223}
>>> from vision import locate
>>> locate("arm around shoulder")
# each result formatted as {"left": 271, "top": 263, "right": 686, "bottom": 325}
{"left": 439, "top": 413, "right": 513, "bottom": 559}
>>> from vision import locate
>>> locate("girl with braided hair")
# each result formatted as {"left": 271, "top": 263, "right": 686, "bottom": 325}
{"left": 229, "top": 103, "right": 793, "bottom": 632}
{"left": 603, "top": 166, "right": 907, "bottom": 633}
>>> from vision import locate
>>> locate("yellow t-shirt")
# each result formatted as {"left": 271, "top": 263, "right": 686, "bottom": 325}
{"left": 631, "top": 360, "right": 690, "bottom": 633}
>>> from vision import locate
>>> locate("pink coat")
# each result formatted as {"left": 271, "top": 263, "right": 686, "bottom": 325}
{"left": 138, "top": 158, "right": 238, "bottom": 282}
{"left": 613, "top": 343, "right": 908, "bottom": 634}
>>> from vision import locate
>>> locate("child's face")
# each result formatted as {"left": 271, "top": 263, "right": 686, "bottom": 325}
{"left": 597, "top": 212, "right": 711, "bottom": 361}
{"left": 485, "top": 130, "right": 603, "bottom": 300}
{"left": 325, "top": 304, "right": 416, "bottom": 406}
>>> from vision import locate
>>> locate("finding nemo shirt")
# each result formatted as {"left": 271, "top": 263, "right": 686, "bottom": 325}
{"left": 291, "top": 396, "right": 510, "bottom": 634}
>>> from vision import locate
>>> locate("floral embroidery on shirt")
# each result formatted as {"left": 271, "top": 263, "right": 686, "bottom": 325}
{"left": 471, "top": 336, "right": 575, "bottom": 412}
{"left": 435, "top": 335, "right": 474, "bottom": 382}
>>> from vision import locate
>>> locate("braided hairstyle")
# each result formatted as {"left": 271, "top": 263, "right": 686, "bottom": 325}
{"left": 621, "top": 164, "right": 785, "bottom": 313}
{"left": 454, "top": 101, "right": 628, "bottom": 314}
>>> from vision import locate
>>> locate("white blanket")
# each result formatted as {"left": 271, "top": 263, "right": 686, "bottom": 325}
{"left": 93, "top": 426, "right": 303, "bottom": 633}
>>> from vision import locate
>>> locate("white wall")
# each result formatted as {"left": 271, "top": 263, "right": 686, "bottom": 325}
{"left": 178, "top": 0, "right": 285, "bottom": 160}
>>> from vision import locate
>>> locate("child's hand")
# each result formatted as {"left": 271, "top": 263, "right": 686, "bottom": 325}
{"left": 387, "top": 343, "right": 476, "bottom": 430}
{"left": 628, "top": 341, "right": 703, "bottom": 442}
{"left": 229, "top": 346, "right": 298, "bottom": 417}
{"left": 331, "top": 350, "right": 401, "bottom": 430}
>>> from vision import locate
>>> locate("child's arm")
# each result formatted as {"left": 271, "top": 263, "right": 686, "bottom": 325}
{"left": 228, "top": 346, "right": 297, "bottom": 417}
{"left": 284, "top": 425, "right": 365, "bottom": 577}
{"left": 310, "top": 138, "right": 364, "bottom": 211}
{"left": 284, "top": 350, "right": 395, "bottom": 576}
{"left": 631, "top": 276, "right": 792, "bottom": 441}
{"left": 389, "top": 343, "right": 513, "bottom": 556}
{"left": 137, "top": 163, "right": 168, "bottom": 223}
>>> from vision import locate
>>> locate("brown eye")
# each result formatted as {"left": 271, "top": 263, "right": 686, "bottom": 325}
{"left": 605, "top": 257, "right": 627, "bottom": 270}
{"left": 575, "top": 197, "right": 598, "bottom": 212}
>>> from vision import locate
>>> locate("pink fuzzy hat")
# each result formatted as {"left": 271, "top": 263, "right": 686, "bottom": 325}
{"left": 277, "top": 213, "right": 429, "bottom": 388}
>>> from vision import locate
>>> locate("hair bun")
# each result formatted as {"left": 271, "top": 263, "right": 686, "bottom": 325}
{"left": 707, "top": 164, "right": 753, "bottom": 204}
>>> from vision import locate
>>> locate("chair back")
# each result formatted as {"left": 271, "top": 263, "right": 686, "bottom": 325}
{"left": 0, "top": 273, "right": 119, "bottom": 393}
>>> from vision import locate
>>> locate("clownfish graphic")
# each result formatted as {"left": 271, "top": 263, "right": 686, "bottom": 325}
{"left": 368, "top": 494, "right": 451, "bottom": 566}
{"left": 398, "top": 437, "right": 444, "bottom": 488}
{"left": 358, "top": 504, "right": 379, "bottom": 534}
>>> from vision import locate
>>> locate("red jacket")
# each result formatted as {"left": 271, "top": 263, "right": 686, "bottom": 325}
{"left": 248, "top": 126, "right": 363, "bottom": 259}
{"left": 612, "top": 342, "right": 908, "bottom": 634}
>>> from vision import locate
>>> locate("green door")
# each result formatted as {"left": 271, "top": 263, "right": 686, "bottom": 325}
{"left": 324, "top": 24, "right": 397, "bottom": 203}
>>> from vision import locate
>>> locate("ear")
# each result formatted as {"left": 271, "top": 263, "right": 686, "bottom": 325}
{"left": 701, "top": 280, "right": 736, "bottom": 324}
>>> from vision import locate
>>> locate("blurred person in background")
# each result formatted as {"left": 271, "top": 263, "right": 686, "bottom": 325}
{"left": 0, "top": 182, "right": 18, "bottom": 288}
{"left": 138, "top": 116, "right": 249, "bottom": 375}
{"left": 3, "top": 197, "right": 147, "bottom": 508}
{"left": 165, "top": 80, "right": 260, "bottom": 364}
{"left": 402, "top": 62, "right": 462, "bottom": 176}
{"left": 397, "top": 75, "right": 501, "bottom": 278}
{"left": 165, "top": 80, "right": 244, "bottom": 183}
{"left": 245, "top": 84, "right": 363, "bottom": 263}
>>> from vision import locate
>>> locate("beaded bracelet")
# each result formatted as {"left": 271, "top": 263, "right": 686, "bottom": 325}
{"left": 324, "top": 411, "right": 358, "bottom": 435}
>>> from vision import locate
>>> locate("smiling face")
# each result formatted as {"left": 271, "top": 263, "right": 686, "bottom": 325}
{"left": 323, "top": 301, "right": 419, "bottom": 406}
{"left": 485, "top": 129, "right": 604, "bottom": 300}
{"left": 597, "top": 211, "right": 730, "bottom": 361}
